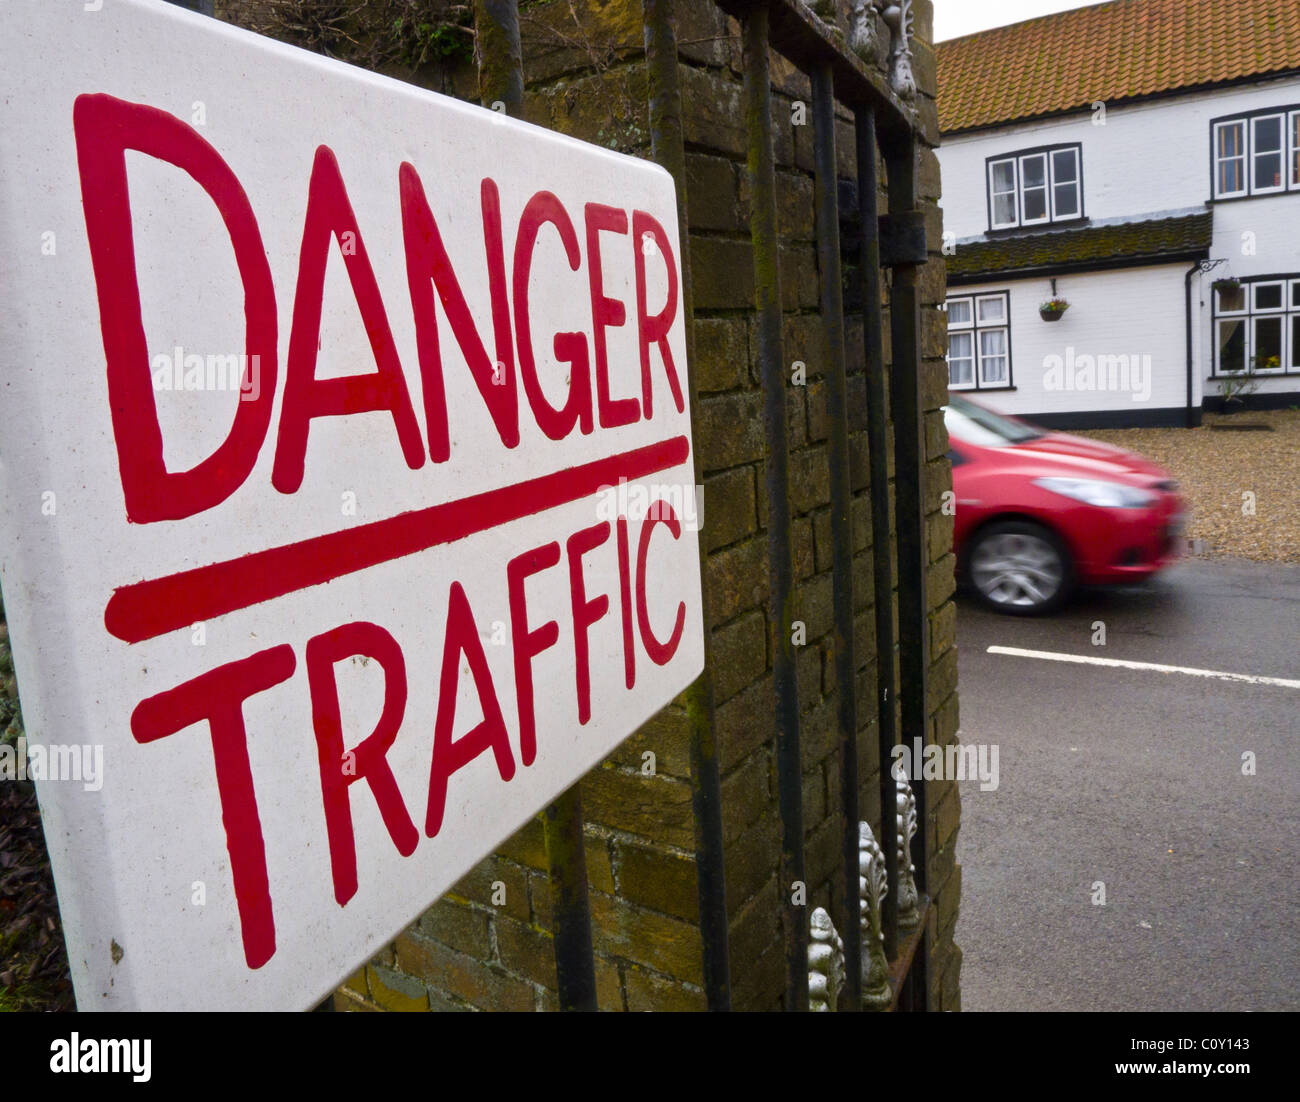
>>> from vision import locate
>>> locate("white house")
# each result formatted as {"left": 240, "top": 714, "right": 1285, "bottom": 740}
{"left": 936, "top": 0, "right": 1300, "bottom": 427}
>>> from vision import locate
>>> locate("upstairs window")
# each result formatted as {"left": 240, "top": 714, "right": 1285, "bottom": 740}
{"left": 1212, "top": 105, "right": 1300, "bottom": 198}
{"left": 986, "top": 145, "right": 1082, "bottom": 231}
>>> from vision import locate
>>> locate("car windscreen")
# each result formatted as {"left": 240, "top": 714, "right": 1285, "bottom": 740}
{"left": 943, "top": 393, "right": 1045, "bottom": 448}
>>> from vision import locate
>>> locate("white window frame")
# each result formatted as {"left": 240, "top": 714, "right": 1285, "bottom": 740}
{"left": 946, "top": 292, "right": 1011, "bottom": 390}
{"left": 987, "top": 159, "right": 1019, "bottom": 230}
{"left": 1251, "top": 113, "right": 1287, "bottom": 195}
{"left": 1290, "top": 312, "right": 1300, "bottom": 373}
{"left": 1291, "top": 110, "right": 1300, "bottom": 189}
{"left": 1017, "top": 152, "right": 1051, "bottom": 227}
{"left": 1213, "top": 120, "right": 1248, "bottom": 198}
{"left": 1050, "top": 147, "right": 1081, "bottom": 220}
{"left": 945, "top": 296, "right": 976, "bottom": 389}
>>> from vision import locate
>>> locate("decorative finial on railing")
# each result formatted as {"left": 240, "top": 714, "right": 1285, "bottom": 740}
{"left": 896, "top": 774, "right": 920, "bottom": 928}
{"left": 852, "top": 816, "right": 894, "bottom": 1008}
{"left": 881, "top": 1, "right": 917, "bottom": 99}
{"left": 808, "top": 907, "right": 845, "bottom": 1012}
{"left": 858, "top": 821, "right": 893, "bottom": 1009}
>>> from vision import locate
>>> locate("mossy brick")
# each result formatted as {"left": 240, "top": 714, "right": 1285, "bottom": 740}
{"left": 789, "top": 445, "right": 830, "bottom": 513}
{"left": 786, "top": 383, "right": 808, "bottom": 446}
{"left": 924, "top": 457, "right": 952, "bottom": 512}
{"left": 705, "top": 535, "right": 768, "bottom": 625}
{"left": 517, "top": 0, "right": 644, "bottom": 85}
{"left": 608, "top": 704, "right": 693, "bottom": 780}
{"left": 623, "top": 965, "right": 708, "bottom": 1012}
{"left": 691, "top": 237, "right": 756, "bottom": 311}
{"left": 932, "top": 689, "right": 960, "bottom": 746}
{"left": 710, "top": 610, "right": 767, "bottom": 703}
{"left": 794, "top": 571, "right": 834, "bottom": 642}
{"left": 720, "top": 749, "right": 771, "bottom": 844}
{"left": 394, "top": 930, "right": 534, "bottom": 1012}
{"left": 672, "top": 0, "right": 738, "bottom": 69}
{"left": 692, "top": 315, "right": 748, "bottom": 393}
{"left": 685, "top": 154, "right": 743, "bottom": 235}
{"left": 726, "top": 874, "right": 780, "bottom": 980}
{"left": 936, "top": 784, "right": 962, "bottom": 850}
{"left": 703, "top": 466, "right": 757, "bottom": 553}
{"left": 724, "top": 817, "right": 781, "bottom": 909}
{"left": 536, "top": 67, "right": 650, "bottom": 151}
{"left": 417, "top": 899, "right": 492, "bottom": 959}
{"left": 715, "top": 672, "right": 773, "bottom": 773}
{"left": 930, "top": 599, "right": 957, "bottom": 659}
{"left": 925, "top": 406, "right": 950, "bottom": 461}
{"left": 779, "top": 245, "right": 819, "bottom": 310}
{"left": 447, "top": 855, "right": 530, "bottom": 923}
{"left": 780, "top": 314, "right": 830, "bottom": 380}
{"left": 777, "top": 171, "right": 816, "bottom": 241}
{"left": 587, "top": 891, "right": 704, "bottom": 984}
{"left": 937, "top": 865, "right": 962, "bottom": 936}
{"left": 341, "top": 967, "right": 367, "bottom": 998}
{"left": 794, "top": 642, "right": 823, "bottom": 713}
{"left": 770, "top": 91, "right": 797, "bottom": 168}
{"left": 493, "top": 816, "right": 548, "bottom": 869}
{"left": 580, "top": 763, "right": 697, "bottom": 849}
{"left": 769, "top": 48, "right": 812, "bottom": 101}
{"left": 584, "top": 833, "right": 618, "bottom": 895}
{"left": 928, "top": 509, "right": 954, "bottom": 564}
{"left": 927, "top": 551, "right": 957, "bottom": 607}
{"left": 492, "top": 915, "right": 555, "bottom": 989}
{"left": 921, "top": 306, "right": 948, "bottom": 360}
{"left": 927, "top": 639, "right": 959, "bottom": 715}
{"left": 697, "top": 390, "right": 766, "bottom": 470}
{"left": 812, "top": 509, "right": 833, "bottom": 573}
{"left": 333, "top": 991, "right": 380, "bottom": 1012}
{"left": 801, "top": 765, "right": 825, "bottom": 827}
{"left": 614, "top": 840, "right": 700, "bottom": 922}
{"left": 731, "top": 939, "right": 786, "bottom": 1012}
{"left": 366, "top": 964, "right": 429, "bottom": 1012}
{"left": 803, "top": 814, "right": 842, "bottom": 896}
{"left": 679, "top": 64, "right": 746, "bottom": 155}
{"left": 805, "top": 378, "right": 828, "bottom": 444}
{"left": 789, "top": 513, "right": 814, "bottom": 581}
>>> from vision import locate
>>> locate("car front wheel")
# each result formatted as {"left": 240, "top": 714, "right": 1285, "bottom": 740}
{"left": 966, "top": 520, "right": 1071, "bottom": 615}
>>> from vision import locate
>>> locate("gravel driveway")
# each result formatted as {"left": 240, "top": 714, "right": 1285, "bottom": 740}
{"left": 1074, "top": 409, "right": 1300, "bottom": 563}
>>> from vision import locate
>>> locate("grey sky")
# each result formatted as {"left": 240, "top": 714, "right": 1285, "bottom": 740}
{"left": 933, "top": 0, "right": 1105, "bottom": 43}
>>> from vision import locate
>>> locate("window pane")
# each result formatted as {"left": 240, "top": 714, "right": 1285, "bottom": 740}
{"left": 947, "top": 298, "right": 972, "bottom": 326}
{"left": 991, "top": 161, "right": 1016, "bottom": 192}
{"left": 1292, "top": 281, "right": 1300, "bottom": 309}
{"left": 993, "top": 192, "right": 1017, "bottom": 225}
{"left": 1216, "top": 121, "right": 1246, "bottom": 195}
{"left": 1218, "top": 319, "right": 1246, "bottom": 373}
{"left": 947, "top": 332, "right": 974, "bottom": 386}
{"left": 1254, "top": 116, "right": 1284, "bottom": 189}
{"left": 1292, "top": 316, "right": 1300, "bottom": 370}
{"left": 979, "top": 330, "right": 1009, "bottom": 383}
{"left": 1021, "top": 156, "right": 1046, "bottom": 187}
{"left": 1053, "top": 182, "right": 1079, "bottom": 218}
{"left": 1254, "top": 282, "right": 1284, "bottom": 311}
{"left": 1253, "top": 316, "right": 1283, "bottom": 370}
{"left": 1022, "top": 187, "right": 1048, "bottom": 221}
{"left": 1051, "top": 148, "right": 1078, "bottom": 184}
{"left": 1293, "top": 113, "right": 1300, "bottom": 186}
{"left": 977, "top": 296, "right": 1006, "bottom": 323}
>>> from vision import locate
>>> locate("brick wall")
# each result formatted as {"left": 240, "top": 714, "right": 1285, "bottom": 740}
{"left": 212, "top": 0, "right": 961, "bottom": 1013}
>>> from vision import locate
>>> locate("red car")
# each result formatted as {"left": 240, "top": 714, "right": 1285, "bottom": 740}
{"left": 946, "top": 392, "right": 1185, "bottom": 615}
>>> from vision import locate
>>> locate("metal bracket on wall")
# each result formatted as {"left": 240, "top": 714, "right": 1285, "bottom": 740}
{"left": 878, "top": 211, "right": 928, "bottom": 266}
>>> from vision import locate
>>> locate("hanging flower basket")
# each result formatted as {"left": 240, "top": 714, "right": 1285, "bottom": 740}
{"left": 1039, "top": 298, "right": 1069, "bottom": 321}
{"left": 1211, "top": 277, "right": 1240, "bottom": 294}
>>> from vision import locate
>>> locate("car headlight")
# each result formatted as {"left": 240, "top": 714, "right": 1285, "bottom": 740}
{"left": 1032, "top": 477, "right": 1155, "bottom": 509}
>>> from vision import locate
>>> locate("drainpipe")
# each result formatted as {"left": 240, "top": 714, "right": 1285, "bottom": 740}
{"left": 1186, "top": 258, "right": 1225, "bottom": 427}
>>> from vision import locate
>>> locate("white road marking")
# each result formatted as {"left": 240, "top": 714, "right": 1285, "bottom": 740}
{"left": 986, "top": 646, "right": 1300, "bottom": 690}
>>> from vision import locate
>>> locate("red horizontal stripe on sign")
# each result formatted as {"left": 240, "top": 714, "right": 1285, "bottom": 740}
{"left": 105, "top": 435, "right": 691, "bottom": 644}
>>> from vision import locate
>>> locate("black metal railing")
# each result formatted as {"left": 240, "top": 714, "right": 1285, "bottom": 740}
{"left": 474, "top": 0, "right": 935, "bottom": 1013}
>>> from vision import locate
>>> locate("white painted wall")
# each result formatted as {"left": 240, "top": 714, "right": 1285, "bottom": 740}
{"left": 938, "top": 75, "right": 1300, "bottom": 406}
{"left": 948, "top": 264, "right": 1189, "bottom": 418}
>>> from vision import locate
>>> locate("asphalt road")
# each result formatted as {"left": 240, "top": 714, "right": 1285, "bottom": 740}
{"left": 953, "top": 557, "right": 1300, "bottom": 1011}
